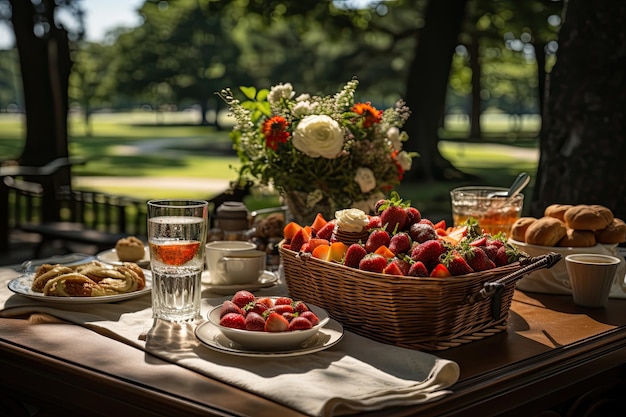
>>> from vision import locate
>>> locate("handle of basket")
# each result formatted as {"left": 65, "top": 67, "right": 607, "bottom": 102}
{"left": 466, "top": 252, "right": 562, "bottom": 319}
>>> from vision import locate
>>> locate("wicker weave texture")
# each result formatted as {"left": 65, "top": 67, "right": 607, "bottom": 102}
{"left": 279, "top": 244, "right": 521, "bottom": 351}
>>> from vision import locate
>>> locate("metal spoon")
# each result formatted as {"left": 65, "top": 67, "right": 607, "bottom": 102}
{"left": 488, "top": 172, "right": 530, "bottom": 198}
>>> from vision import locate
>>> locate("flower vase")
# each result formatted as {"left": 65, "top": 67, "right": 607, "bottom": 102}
{"left": 283, "top": 190, "right": 336, "bottom": 226}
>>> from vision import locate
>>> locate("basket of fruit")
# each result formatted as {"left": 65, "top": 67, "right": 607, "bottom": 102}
{"left": 278, "top": 192, "right": 560, "bottom": 351}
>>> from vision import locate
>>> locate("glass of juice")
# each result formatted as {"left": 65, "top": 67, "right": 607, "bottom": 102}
{"left": 450, "top": 186, "right": 524, "bottom": 237}
{"left": 148, "top": 199, "right": 208, "bottom": 321}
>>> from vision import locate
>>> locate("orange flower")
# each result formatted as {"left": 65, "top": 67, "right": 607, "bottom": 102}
{"left": 351, "top": 102, "right": 382, "bottom": 128}
{"left": 391, "top": 150, "right": 405, "bottom": 180}
{"left": 262, "top": 116, "right": 290, "bottom": 150}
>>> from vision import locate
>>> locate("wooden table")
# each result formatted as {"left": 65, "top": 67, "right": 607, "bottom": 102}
{"left": 1, "top": 281, "right": 625, "bottom": 416}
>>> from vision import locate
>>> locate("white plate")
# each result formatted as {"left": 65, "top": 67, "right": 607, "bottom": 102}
{"left": 97, "top": 247, "right": 151, "bottom": 268}
{"left": 195, "top": 318, "right": 344, "bottom": 357}
{"left": 201, "top": 270, "right": 279, "bottom": 295}
{"left": 8, "top": 263, "right": 152, "bottom": 304}
{"left": 207, "top": 300, "right": 330, "bottom": 350}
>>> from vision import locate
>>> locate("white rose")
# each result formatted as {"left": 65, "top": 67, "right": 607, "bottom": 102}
{"left": 292, "top": 115, "right": 344, "bottom": 159}
{"left": 396, "top": 150, "right": 412, "bottom": 171}
{"left": 354, "top": 167, "right": 376, "bottom": 193}
{"left": 387, "top": 127, "right": 402, "bottom": 151}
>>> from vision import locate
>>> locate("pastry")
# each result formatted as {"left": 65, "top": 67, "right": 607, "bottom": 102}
{"left": 544, "top": 204, "right": 573, "bottom": 222}
{"left": 524, "top": 216, "right": 567, "bottom": 246}
{"left": 510, "top": 217, "right": 537, "bottom": 242}
{"left": 115, "top": 236, "right": 145, "bottom": 262}
{"left": 557, "top": 228, "right": 596, "bottom": 247}
{"left": 563, "top": 205, "right": 613, "bottom": 231}
{"left": 595, "top": 218, "right": 626, "bottom": 244}
{"left": 331, "top": 208, "right": 370, "bottom": 245}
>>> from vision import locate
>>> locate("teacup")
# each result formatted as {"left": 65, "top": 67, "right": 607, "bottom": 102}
{"left": 205, "top": 241, "right": 265, "bottom": 285}
{"left": 564, "top": 254, "right": 626, "bottom": 308}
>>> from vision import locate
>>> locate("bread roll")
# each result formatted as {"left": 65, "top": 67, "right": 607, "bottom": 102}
{"left": 563, "top": 205, "right": 613, "bottom": 230}
{"left": 557, "top": 228, "right": 596, "bottom": 247}
{"left": 525, "top": 217, "right": 567, "bottom": 246}
{"left": 115, "top": 236, "right": 145, "bottom": 262}
{"left": 544, "top": 204, "right": 573, "bottom": 221}
{"left": 510, "top": 217, "right": 537, "bottom": 242}
{"left": 595, "top": 218, "right": 626, "bottom": 244}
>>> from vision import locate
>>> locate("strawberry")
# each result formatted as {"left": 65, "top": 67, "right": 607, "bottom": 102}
{"left": 409, "top": 222, "right": 437, "bottom": 243}
{"left": 469, "top": 236, "right": 488, "bottom": 247}
{"left": 247, "top": 301, "right": 269, "bottom": 316}
{"left": 374, "top": 199, "right": 387, "bottom": 213}
{"left": 244, "top": 311, "right": 266, "bottom": 331}
{"left": 289, "top": 228, "right": 309, "bottom": 252}
{"left": 359, "top": 253, "right": 388, "bottom": 273}
{"left": 315, "top": 220, "right": 336, "bottom": 241}
{"left": 442, "top": 251, "right": 474, "bottom": 276}
{"left": 494, "top": 245, "right": 509, "bottom": 267}
{"left": 231, "top": 290, "right": 255, "bottom": 308}
{"left": 343, "top": 243, "right": 368, "bottom": 268}
{"left": 271, "top": 304, "right": 295, "bottom": 315}
{"left": 219, "top": 312, "right": 246, "bottom": 329}
{"left": 294, "top": 301, "right": 309, "bottom": 313}
{"left": 282, "top": 312, "right": 295, "bottom": 322}
{"left": 389, "top": 232, "right": 411, "bottom": 255}
{"left": 288, "top": 316, "right": 313, "bottom": 331}
{"left": 219, "top": 300, "right": 243, "bottom": 318}
{"left": 408, "top": 261, "right": 429, "bottom": 277}
{"left": 406, "top": 206, "right": 421, "bottom": 225}
{"left": 411, "top": 239, "right": 446, "bottom": 270}
{"left": 482, "top": 244, "right": 500, "bottom": 262}
{"left": 430, "top": 263, "right": 452, "bottom": 278}
{"left": 465, "top": 246, "right": 496, "bottom": 272}
{"left": 365, "top": 229, "right": 391, "bottom": 253}
{"left": 274, "top": 297, "right": 293, "bottom": 306}
{"left": 419, "top": 218, "right": 435, "bottom": 227}
{"left": 383, "top": 261, "right": 404, "bottom": 276}
{"left": 433, "top": 219, "right": 446, "bottom": 230}
{"left": 264, "top": 312, "right": 289, "bottom": 332}
{"left": 378, "top": 191, "right": 409, "bottom": 233}
{"left": 390, "top": 256, "right": 411, "bottom": 275}
{"left": 367, "top": 216, "right": 382, "bottom": 230}
{"left": 256, "top": 297, "right": 274, "bottom": 309}
{"left": 486, "top": 237, "right": 505, "bottom": 248}
{"left": 300, "top": 310, "right": 320, "bottom": 326}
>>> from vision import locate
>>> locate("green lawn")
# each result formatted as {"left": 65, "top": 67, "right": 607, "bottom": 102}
{"left": 0, "top": 111, "right": 539, "bottom": 218}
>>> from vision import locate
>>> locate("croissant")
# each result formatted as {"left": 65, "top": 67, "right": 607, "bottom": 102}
{"left": 42, "top": 273, "right": 107, "bottom": 297}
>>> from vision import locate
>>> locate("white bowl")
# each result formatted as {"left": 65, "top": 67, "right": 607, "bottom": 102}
{"left": 208, "top": 300, "right": 330, "bottom": 350}
{"left": 509, "top": 239, "right": 626, "bottom": 297}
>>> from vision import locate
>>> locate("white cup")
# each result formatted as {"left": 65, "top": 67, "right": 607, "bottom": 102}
{"left": 565, "top": 254, "right": 625, "bottom": 308}
{"left": 205, "top": 241, "right": 265, "bottom": 285}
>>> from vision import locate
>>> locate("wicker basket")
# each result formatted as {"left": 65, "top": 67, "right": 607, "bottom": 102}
{"left": 279, "top": 243, "right": 560, "bottom": 351}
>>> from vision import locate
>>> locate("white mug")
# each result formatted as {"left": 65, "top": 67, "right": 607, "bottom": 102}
{"left": 205, "top": 241, "right": 264, "bottom": 285}
{"left": 564, "top": 254, "right": 626, "bottom": 308}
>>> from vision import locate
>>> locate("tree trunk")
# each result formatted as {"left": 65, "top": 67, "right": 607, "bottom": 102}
{"left": 468, "top": 31, "right": 482, "bottom": 140}
{"left": 404, "top": 0, "right": 470, "bottom": 181}
{"left": 531, "top": 0, "right": 626, "bottom": 221}
{"left": 533, "top": 41, "right": 547, "bottom": 126}
{"left": 10, "top": 0, "right": 73, "bottom": 221}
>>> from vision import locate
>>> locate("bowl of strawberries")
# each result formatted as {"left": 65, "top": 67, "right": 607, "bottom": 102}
{"left": 208, "top": 290, "right": 330, "bottom": 350}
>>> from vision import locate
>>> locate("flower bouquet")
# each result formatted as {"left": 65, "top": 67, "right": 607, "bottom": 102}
{"left": 217, "top": 78, "right": 415, "bottom": 225}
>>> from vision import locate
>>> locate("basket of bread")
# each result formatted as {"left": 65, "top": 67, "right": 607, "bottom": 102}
{"left": 278, "top": 192, "right": 560, "bottom": 351}
{"left": 509, "top": 204, "right": 626, "bottom": 295}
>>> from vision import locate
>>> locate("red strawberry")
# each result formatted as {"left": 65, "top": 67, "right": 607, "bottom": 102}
{"left": 219, "top": 312, "right": 246, "bottom": 329}
{"left": 374, "top": 199, "right": 387, "bottom": 213}
{"left": 409, "top": 222, "right": 437, "bottom": 243}
{"left": 367, "top": 216, "right": 382, "bottom": 230}
{"left": 406, "top": 206, "right": 421, "bottom": 225}
{"left": 271, "top": 304, "right": 295, "bottom": 315}
{"left": 264, "top": 312, "right": 289, "bottom": 332}
{"left": 408, "top": 261, "right": 429, "bottom": 277}
{"left": 294, "top": 301, "right": 309, "bottom": 313}
{"left": 256, "top": 297, "right": 274, "bottom": 309}
{"left": 465, "top": 246, "right": 496, "bottom": 272}
{"left": 469, "top": 236, "right": 488, "bottom": 247}
{"left": 247, "top": 301, "right": 269, "bottom": 316}
{"left": 482, "top": 244, "right": 500, "bottom": 262}
{"left": 244, "top": 311, "right": 265, "bottom": 331}
{"left": 411, "top": 239, "right": 446, "bottom": 269}
{"left": 486, "top": 237, "right": 505, "bottom": 248}
{"left": 430, "top": 263, "right": 452, "bottom": 278}
{"left": 288, "top": 316, "right": 313, "bottom": 331}
{"left": 220, "top": 300, "right": 243, "bottom": 317}
{"left": 359, "top": 253, "right": 388, "bottom": 273}
{"left": 282, "top": 312, "right": 295, "bottom": 322}
{"left": 365, "top": 229, "right": 390, "bottom": 253}
{"left": 343, "top": 243, "right": 368, "bottom": 268}
{"left": 419, "top": 218, "right": 435, "bottom": 227}
{"left": 290, "top": 228, "right": 308, "bottom": 252}
{"left": 389, "top": 232, "right": 411, "bottom": 255}
{"left": 382, "top": 261, "right": 404, "bottom": 276}
{"left": 380, "top": 206, "right": 408, "bottom": 234}
{"left": 274, "top": 297, "right": 293, "bottom": 306}
{"left": 300, "top": 311, "right": 320, "bottom": 326}
{"left": 315, "top": 220, "right": 336, "bottom": 241}
{"left": 231, "top": 290, "right": 255, "bottom": 308}
{"left": 442, "top": 251, "right": 474, "bottom": 276}
{"left": 389, "top": 256, "right": 411, "bottom": 275}
{"left": 433, "top": 219, "right": 446, "bottom": 230}
{"left": 494, "top": 245, "right": 509, "bottom": 267}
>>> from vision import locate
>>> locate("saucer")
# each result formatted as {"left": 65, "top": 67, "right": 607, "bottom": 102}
{"left": 96, "top": 247, "right": 150, "bottom": 268}
{"left": 195, "top": 318, "right": 344, "bottom": 357}
{"left": 201, "top": 270, "right": 279, "bottom": 295}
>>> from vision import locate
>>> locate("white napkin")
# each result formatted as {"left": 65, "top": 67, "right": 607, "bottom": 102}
{"left": 0, "top": 265, "right": 459, "bottom": 417}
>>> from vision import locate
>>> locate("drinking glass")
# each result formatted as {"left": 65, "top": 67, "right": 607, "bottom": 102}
{"left": 148, "top": 199, "right": 208, "bottom": 321}
{"left": 450, "top": 186, "right": 524, "bottom": 236}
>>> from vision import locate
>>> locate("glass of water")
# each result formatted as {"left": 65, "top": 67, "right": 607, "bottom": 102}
{"left": 147, "top": 199, "right": 208, "bottom": 321}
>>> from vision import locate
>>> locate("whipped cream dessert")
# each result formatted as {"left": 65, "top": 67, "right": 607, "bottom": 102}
{"left": 332, "top": 208, "right": 370, "bottom": 245}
